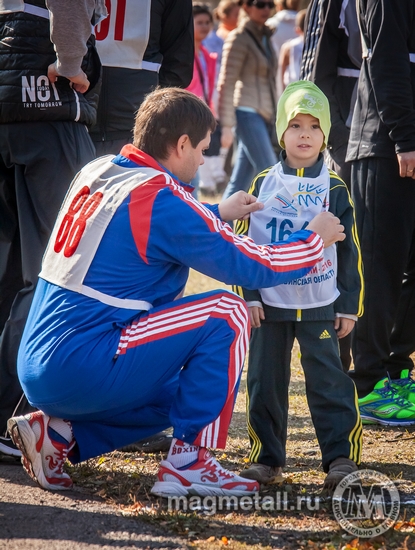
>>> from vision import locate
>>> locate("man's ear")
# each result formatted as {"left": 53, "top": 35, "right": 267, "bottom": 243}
{"left": 176, "top": 134, "right": 190, "bottom": 158}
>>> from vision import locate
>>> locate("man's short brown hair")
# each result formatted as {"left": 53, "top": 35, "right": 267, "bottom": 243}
{"left": 133, "top": 88, "right": 217, "bottom": 161}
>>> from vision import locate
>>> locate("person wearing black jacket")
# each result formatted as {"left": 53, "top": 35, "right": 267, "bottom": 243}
{"left": 88, "top": 0, "right": 194, "bottom": 452}
{"left": 91, "top": 0, "right": 194, "bottom": 156}
{"left": 0, "top": 0, "right": 103, "bottom": 459}
{"left": 346, "top": 0, "right": 415, "bottom": 424}
{"left": 300, "top": 0, "right": 362, "bottom": 372}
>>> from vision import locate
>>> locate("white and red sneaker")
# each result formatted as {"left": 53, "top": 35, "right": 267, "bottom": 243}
{"left": 151, "top": 448, "right": 259, "bottom": 497}
{"left": 7, "top": 412, "right": 74, "bottom": 491}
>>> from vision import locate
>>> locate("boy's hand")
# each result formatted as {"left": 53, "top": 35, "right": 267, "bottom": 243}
{"left": 308, "top": 211, "right": 345, "bottom": 247}
{"left": 249, "top": 306, "right": 265, "bottom": 328}
{"left": 219, "top": 191, "right": 264, "bottom": 221}
{"left": 334, "top": 317, "right": 355, "bottom": 338}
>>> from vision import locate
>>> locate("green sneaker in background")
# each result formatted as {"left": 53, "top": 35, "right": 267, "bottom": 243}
{"left": 358, "top": 377, "right": 415, "bottom": 426}
{"left": 390, "top": 369, "right": 415, "bottom": 405}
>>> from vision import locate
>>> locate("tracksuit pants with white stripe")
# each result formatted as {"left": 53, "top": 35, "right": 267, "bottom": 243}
{"left": 37, "top": 290, "right": 249, "bottom": 463}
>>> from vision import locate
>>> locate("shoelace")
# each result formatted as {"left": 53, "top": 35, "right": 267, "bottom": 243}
{"left": 394, "top": 377, "right": 415, "bottom": 389}
{"left": 204, "top": 455, "right": 234, "bottom": 480}
{"left": 47, "top": 440, "right": 75, "bottom": 474}
{"left": 377, "top": 383, "right": 410, "bottom": 408}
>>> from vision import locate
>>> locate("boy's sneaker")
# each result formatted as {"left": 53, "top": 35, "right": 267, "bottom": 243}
{"left": 151, "top": 448, "right": 259, "bottom": 497}
{"left": 358, "top": 378, "right": 415, "bottom": 426}
{"left": 0, "top": 436, "right": 22, "bottom": 459}
{"left": 7, "top": 412, "right": 74, "bottom": 491}
{"left": 390, "top": 369, "right": 415, "bottom": 404}
{"left": 323, "top": 457, "right": 358, "bottom": 493}
{"left": 239, "top": 463, "right": 283, "bottom": 484}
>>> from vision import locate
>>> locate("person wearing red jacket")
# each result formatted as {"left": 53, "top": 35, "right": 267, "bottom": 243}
{"left": 186, "top": 3, "right": 222, "bottom": 196}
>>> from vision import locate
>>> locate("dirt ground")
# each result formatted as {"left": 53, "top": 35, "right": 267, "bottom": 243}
{"left": 1, "top": 270, "right": 415, "bottom": 550}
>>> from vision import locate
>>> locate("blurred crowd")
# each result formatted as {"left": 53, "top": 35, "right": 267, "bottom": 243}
{"left": 189, "top": 0, "right": 308, "bottom": 199}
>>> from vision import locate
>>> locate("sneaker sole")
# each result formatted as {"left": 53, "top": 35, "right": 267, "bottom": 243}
{"left": 360, "top": 415, "right": 415, "bottom": 426}
{"left": 240, "top": 475, "right": 284, "bottom": 485}
{"left": 7, "top": 417, "right": 72, "bottom": 491}
{"left": 151, "top": 481, "right": 258, "bottom": 498}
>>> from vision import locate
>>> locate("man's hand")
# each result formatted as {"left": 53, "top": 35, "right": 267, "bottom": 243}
{"left": 397, "top": 151, "right": 415, "bottom": 179}
{"left": 219, "top": 191, "right": 264, "bottom": 221}
{"left": 48, "top": 62, "right": 90, "bottom": 94}
{"left": 334, "top": 317, "right": 355, "bottom": 339}
{"left": 221, "top": 126, "right": 234, "bottom": 149}
{"left": 249, "top": 306, "right": 265, "bottom": 328}
{"left": 307, "top": 211, "right": 345, "bottom": 248}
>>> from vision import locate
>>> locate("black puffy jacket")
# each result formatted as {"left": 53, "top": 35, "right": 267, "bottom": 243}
{"left": 0, "top": 0, "right": 101, "bottom": 126}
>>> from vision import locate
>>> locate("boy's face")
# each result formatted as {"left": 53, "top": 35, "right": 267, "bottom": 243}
{"left": 282, "top": 113, "right": 324, "bottom": 169}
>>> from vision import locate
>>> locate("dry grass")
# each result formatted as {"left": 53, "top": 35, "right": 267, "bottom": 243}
{"left": 68, "top": 269, "right": 415, "bottom": 550}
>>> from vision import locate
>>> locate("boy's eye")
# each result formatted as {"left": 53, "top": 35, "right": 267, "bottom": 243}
{"left": 312, "top": 124, "right": 321, "bottom": 130}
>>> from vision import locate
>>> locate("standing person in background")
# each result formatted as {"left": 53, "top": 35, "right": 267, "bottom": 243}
{"left": 278, "top": 8, "right": 306, "bottom": 92}
{"left": 218, "top": 0, "right": 278, "bottom": 201}
{"left": 186, "top": 3, "right": 218, "bottom": 197}
{"left": 300, "top": 0, "right": 361, "bottom": 372}
{"left": 266, "top": 0, "right": 301, "bottom": 99}
{"left": 91, "top": 0, "right": 194, "bottom": 452}
{"left": 203, "top": 0, "right": 242, "bottom": 193}
{"left": 0, "top": 0, "right": 103, "bottom": 460}
{"left": 346, "top": 0, "right": 415, "bottom": 425}
{"left": 91, "top": 0, "right": 194, "bottom": 157}
{"left": 204, "top": 0, "right": 242, "bottom": 67}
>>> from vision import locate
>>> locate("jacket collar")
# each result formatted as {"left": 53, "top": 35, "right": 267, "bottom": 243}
{"left": 279, "top": 151, "right": 325, "bottom": 178}
{"left": 242, "top": 18, "right": 273, "bottom": 39}
{"left": 115, "top": 144, "right": 194, "bottom": 192}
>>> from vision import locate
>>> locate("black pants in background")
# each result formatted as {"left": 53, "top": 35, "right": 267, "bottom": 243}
{"left": 0, "top": 121, "right": 95, "bottom": 436}
{"left": 350, "top": 157, "right": 415, "bottom": 396}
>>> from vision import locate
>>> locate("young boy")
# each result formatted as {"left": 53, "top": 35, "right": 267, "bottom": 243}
{"left": 235, "top": 81, "right": 363, "bottom": 491}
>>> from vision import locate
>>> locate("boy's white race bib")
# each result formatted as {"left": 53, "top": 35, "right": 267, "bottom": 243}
{"left": 248, "top": 163, "right": 339, "bottom": 309}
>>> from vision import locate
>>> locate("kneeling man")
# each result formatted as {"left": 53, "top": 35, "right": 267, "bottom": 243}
{"left": 8, "top": 88, "right": 344, "bottom": 497}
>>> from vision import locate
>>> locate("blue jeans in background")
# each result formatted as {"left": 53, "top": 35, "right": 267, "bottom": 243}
{"left": 222, "top": 109, "right": 277, "bottom": 201}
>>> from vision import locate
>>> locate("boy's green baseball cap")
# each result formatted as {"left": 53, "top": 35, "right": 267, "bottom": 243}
{"left": 276, "top": 80, "right": 331, "bottom": 150}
